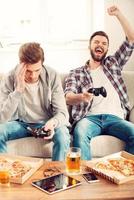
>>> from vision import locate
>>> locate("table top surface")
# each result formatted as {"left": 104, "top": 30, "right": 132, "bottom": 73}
{"left": 0, "top": 160, "right": 134, "bottom": 200}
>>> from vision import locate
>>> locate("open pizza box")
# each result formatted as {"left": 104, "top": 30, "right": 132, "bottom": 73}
{"left": 86, "top": 151, "right": 134, "bottom": 184}
{"left": 0, "top": 153, "right": 43, "bottom": 184}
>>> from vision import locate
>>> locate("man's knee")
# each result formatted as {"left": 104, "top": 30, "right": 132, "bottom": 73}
{"left": 74, "top": 118, "right": 91, "bottom": 139}
{"left": 0, "top": 123, "right": 8, "bottom": 141}
{"left": 53, "top": 126, "right": 70, "bottom": 144}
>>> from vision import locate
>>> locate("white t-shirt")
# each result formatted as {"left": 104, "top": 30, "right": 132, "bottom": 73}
{"left": 88, "top": 66, "right": 124, "bottom": 119}
{"left": 22, "top": 81, "right": 49, "bottom": 123}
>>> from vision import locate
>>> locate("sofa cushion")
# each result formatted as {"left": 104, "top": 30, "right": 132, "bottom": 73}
{"left": 90, "top": 135, "right": 125, "bottom": 158}
{"left": 7, "top": 135, "right": 125, "bottom": 158}
{"left": 7, "top": 137, "right": 53, "bottom": 158}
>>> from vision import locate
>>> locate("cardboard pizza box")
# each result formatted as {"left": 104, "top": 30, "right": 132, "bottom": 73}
{"left": 86, "top": 151, "right": 134, "bottom": 184}
{"left": 0, "top": 153, "right": 43, "bottom": 184}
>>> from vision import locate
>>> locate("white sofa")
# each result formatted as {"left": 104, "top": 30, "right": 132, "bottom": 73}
{"left": 4, "top": 71, "right": 134, "bottom": 158}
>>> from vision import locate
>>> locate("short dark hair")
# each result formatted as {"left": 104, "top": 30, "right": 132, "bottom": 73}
{"left": 19, "top": 42, "right": 44, "bottom": 64}
{"left": 89, "top": 31, "right": 109, "bottom": 44}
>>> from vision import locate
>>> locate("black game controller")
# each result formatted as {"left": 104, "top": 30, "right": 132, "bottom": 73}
{"left": 88, "top": 87, "right": 107, "bottom": 97}
{"left": 27, "top": 127, "right": 51, "bottom": 138}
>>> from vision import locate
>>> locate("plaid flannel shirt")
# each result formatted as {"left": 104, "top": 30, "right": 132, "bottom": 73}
{"left": 64, "top": 39, "right": 134, "bottom": 123}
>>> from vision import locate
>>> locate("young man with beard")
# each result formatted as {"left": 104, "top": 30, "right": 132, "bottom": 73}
{"left": 64, "top": 6, "right": 134, "bottom": 160}
{"left": 0, "top": 42, "right": 70, "bottom": 161}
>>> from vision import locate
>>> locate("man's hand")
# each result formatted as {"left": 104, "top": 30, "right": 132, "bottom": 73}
{"left": 81, "top": 92, "right": 94, "bottom": 103}
{"left": 42, "top": 119, "right": 55, "bottom": 140}
{"left": 15, "top": 63, "right": 27, "bottom": 93}
{"left": 107, "top": 6, "right": 120, "bottom": 17}
{"left": 66, "top": 92, "right": 93, "bottom": 105}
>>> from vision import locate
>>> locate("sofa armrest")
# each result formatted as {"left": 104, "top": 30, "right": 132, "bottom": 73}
{"left": 129, "top": 107, "right": 134, "bottom": 124}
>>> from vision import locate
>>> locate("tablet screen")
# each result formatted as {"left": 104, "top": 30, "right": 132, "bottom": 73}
{"left": 32, "top": 173, "right": 81, "bottom": 194}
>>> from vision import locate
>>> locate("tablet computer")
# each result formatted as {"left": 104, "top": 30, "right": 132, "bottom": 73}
{"left": 32, "top": 173, "right": 81, "bottom": 194}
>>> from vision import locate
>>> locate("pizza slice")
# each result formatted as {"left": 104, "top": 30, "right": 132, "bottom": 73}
{"left": 95, "top": 161, "right": 117, "bottom": 171}
{"left": 10, "top": 160, "right": 31, "bottom": 177}
{"left": 108, "top": 158, "right": 134, "bottom": 176}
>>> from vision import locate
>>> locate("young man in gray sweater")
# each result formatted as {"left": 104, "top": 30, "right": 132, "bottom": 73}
{"left": 0, "top": 42, "right": 70, "bottom": 161}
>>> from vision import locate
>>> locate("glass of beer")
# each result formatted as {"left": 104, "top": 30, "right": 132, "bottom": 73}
{"left": 0, "top": 164, "right": 10, "bottom": 186}
{"left": 66, "top": 147, "right": 81, "bottom": 175}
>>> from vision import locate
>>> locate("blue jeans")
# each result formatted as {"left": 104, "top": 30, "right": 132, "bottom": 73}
{"left": 73, "top": 114, "right": 134, "bottom": 160}
{"left": 0, "top": 120, "right": 70, "bottom": 161}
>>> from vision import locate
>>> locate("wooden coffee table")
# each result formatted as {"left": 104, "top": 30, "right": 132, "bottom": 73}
{"left": 0, "top": 161, "right": 134, "bottom": 200}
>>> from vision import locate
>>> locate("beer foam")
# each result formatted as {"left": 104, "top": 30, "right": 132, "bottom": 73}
{"left": 69, "top": 152, "right": 79, "bottom": 158}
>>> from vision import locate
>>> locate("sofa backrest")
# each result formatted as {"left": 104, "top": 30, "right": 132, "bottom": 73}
{"left": 122, "top": 71, "right": 134, "bottom": 109}
{"left": 60, "top": 73, "right": 68, "bottom": 89}
{"left": 0, "top": 73, "right": 4, "bottom": 81}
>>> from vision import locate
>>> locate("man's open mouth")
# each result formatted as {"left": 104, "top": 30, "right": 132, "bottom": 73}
{"left": 95, "top": 47, "right": 104, "bottom": 54}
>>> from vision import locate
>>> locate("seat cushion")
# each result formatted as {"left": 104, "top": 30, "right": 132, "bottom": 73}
{"left": 7, "top": 137, "right": 53, "bottom": 158}
{"left": 7, "top": 135, "right": 125, "bottom": 159}
{"left": 91, "top": 135, "right": 125, "bottom": 158}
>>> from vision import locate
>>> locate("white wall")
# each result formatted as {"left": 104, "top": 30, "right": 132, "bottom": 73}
{"left": 0, "top": 43, "right": 90, "bottom": 74}
{"left": 104, "top": 0, "right": 134, "bottom": 70}
{"left": 0, "top": 0, "right": 134, "bottom": 73}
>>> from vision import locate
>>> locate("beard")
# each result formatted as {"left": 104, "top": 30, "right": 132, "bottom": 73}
{"left": 90, "top": 49, "right": 107, "bottom": 62}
